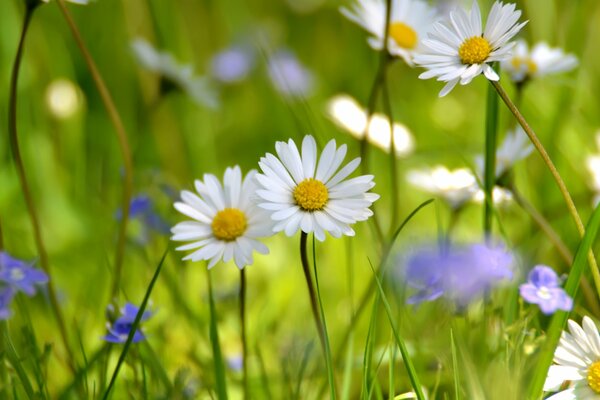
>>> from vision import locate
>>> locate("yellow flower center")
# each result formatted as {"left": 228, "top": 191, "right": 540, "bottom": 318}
{"left": 511, "top": 57, "right": 538, "bottom": 75}
{"left": 458, "top": 36, "right": 492, "bottom": 65}
{"left": 294, "top": 178, "right": 329, "bottom": 211}
{"left": 588, "top": 361, "right": 600, "bottom": 393}
{"left": 389, "top": 22, "right": 418, "bottom": 50}
{"left": 211, "top": 208, "right": 247, "bottom": 241}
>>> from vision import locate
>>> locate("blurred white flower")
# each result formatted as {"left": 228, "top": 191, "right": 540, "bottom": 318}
{"left": 472, "top": 186, "right": 513, "bottom": 205}
{"left": 414, "top": 1, "right": 527, "bottom": 96}
{"left": 543, "top": 317, "right": 600, "bottom": 398}
{"left": 340, "top": 0, "right": 437, "bottom": 66}
{"left": 326, "top": 94, "right": 415, "bottom": 157}
{"left": 407, "top": 166, "right": 478, "bottom": 208}
{"left": 474, "top": 126, "right": 534, "bottom": 179}
{"left": 586, "top": 132, "right": 600, "bottom": 205}
{"left": 267, "top": 50, "right": 314, "bottom": 98}
{"left": 42, "top": 0, "right": 91, "bottom": 4}
{"left": 502, "top": 40, "right": 578, "bottom": 84}
{"left": 45, "top": 78, "right": 83, "bottom": 119}
{"left": 131, "top": 38, "right": 219, "bottom": 109}
{"left": 209, "top": 46, "right": 255, "bottom": 84}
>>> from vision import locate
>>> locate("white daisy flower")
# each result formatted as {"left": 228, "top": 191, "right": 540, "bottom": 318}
{"left": 474, "top": 126, "right": 533, "bottom": 179}
{"left": 171, "top": 166, "right": 273, "bottom": 269}
{"left": 255, "top": 135, "right": 380, "bottom": 241}
{"left": 131, "top": 38, "right": 219, "bottom": 109}
{"left": 414, "top": 1, "right": 527, "bottom": 96}
{"left": 407, "top": 166, "right": 478, "bottom": 208}
{"left": 502, "top": 40, "right": 578, "bottom": 84}
{"left": 544, "top": 317, "right": 600, "bottom": 399}
{"left": 340, "top": 0, "right": 438, "bottom": 66}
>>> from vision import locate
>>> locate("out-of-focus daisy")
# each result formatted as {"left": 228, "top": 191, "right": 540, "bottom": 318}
{"left": 209, "top": 46, "right": 255, "bottom": 84}
{"left": 414, "top": 1, "right": 527, "bottom": 96}
{"left": 41, "top": 0, "right": 91, "bottom": 4}
{"left": 267, "top": 50, "right": 314, "bottom": 98}
{"left": 472, "top": 186, "right": 513, "bottom": 205}
{"left": 171, "top": 166, "right": 273, "bottom": 269}
{"left": 255, "top": 135, "right": 379, "bottom": 241}
{"left": 474, "top": 126, "right": 534, "bottom": 180}
{"left": 340, "top": 0, "right": 437, "bottom": 65}
{"left": 326, "top": 94, "right": 414, "bottom": 157}
{"left": 585, "top": 132, "right": 600, "bottom": 205}
{"left": 519, "top": 265, "right": 572, "bottom": 315}
{"left": 130, "top": 38, "right": 218, "bottom": 108}
{"left": 103, "top": 303, "right": 153, "bottom": 344}
{"left": 544, "top": 317, "right": 600, "bottom": 398}
{"left": 502, "top": 40, "right": 578, "bottom": 84}
{"left": 407, "top": 166, "right": 478, "bottom": 208}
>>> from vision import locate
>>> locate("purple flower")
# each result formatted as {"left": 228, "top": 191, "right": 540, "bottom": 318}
{"left": 267, "top": 50, "right": 314, "bottom": 98}
{"left": 402, "top": 242, "right": 514, "bottom": 307}
{"left": 116, "top": 195, "right": 170, "bottom": 243}
{"left": 0, "top": 252, "right": 49, "bottom": 296}
{"left": 210, "top": 46, "right": 255, "bottom": 83}
{"left": 103, "top": 302, "right": 153, "bottom": 344}
{"left": 519, "top": 265, "right": 573, "bottom": 315}
{"left": 0, "top": 287, "right": 16, "bottom": 320}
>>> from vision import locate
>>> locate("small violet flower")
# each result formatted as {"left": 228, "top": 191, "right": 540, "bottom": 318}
{"left": 103, "top": 303, "right": 153, "bottom": 344}
{"left": 0, "top": 252, "right": 48, "bottom": 296}
{"left": 209, "top": 46, "right": 255, "bottom": 84}
{"left": 267, "top": 50, "right": 314, "bottom": 98}
{"left": 519, "top": 265, "right": 573, "bottom": 315}
{"left": 0, "top": 287, "right": 16, "bottom": 320}
{"left": 117, "top": 195, "right": 170, "bottom": 243}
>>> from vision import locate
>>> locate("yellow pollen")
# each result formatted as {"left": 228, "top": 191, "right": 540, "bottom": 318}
{"left": 211, "top": 208, "right": 247, "bottom": 241}
{"left": 389, "top": 22, "right": 418, "bottom": 50}
{"left": 588, "top": 361, "right": 600, "bottom": 393}
{"left": 294, "top": 178, "right": 329, "bottom": 211}
{"left": 511, "top": 57, "right": 538, "bottom": 75}
{"left": 458, "top": 36, "right": 492, "bottom": 65}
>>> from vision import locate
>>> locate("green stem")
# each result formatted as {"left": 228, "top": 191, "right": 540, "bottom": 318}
{"left": 484, "top": 74, "right": 499, "bottom": 236}
{"left": 56, "top": 0, "right": 134, "bottom": 301}
{"left": 240, "top": 268, "right": 248, "bottom": 400}
{"left": 8, "top": 3, "right": 75, "bottom": 373}
{"left": 491, "top": 79, "right": 600, "bottom": 299}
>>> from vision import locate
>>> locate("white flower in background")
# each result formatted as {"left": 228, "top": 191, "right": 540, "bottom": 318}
{"left": 171, "top": 166, "right": 273, "bottom": 269}
{"left": 544, "top": 317, "right": 600, "bottom": 399}
{"left": 340, "top": 0, "right": 437, "bottom": 66}
{"left": 474, "top": 126, "right": 534, "bottom": 179}
{"left": 209, "top": 46, "right": 255, "bottom": 84}
{"left": 256, "top": 135, "right": 379, "bottom": 241}
{"left": 407, "top": 166, "right": 478, "bottom": 208}
{"left": 131, "top": 38, "right": 219, "bottom": 109}
{"left": 42, "top": 0, "right": 91, "bottom": 4}
{"left": 414, "top": 1, "right": 527, "bottom": 96}
{"left": 267, "top": 50, "right": 314, "bottom": 98}
{"left": 502, "top": 40, "right": 578, "bottom": 84}
{"left": 326, "top": 94, "right": 415, "bottom": 157}
{"left": 472, "top": 186, "right": 512, "bottom": 205}
{"left": 586, "top": 133, "right": 600, "bottom": 206}
{"left": 45, "top": 79, "right": 83, "bottom": 119}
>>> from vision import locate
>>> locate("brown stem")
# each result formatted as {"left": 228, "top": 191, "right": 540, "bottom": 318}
{"left": 56, "top": 0, "right": 134, "bottom": 301}
{"left": 8, "top": 4, "right": 75, "bottom": 373}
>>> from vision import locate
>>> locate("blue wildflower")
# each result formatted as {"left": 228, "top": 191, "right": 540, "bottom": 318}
{"left": 103, "top": 302, "right": 153, "bottom": 344}
{"left": 267, "top": 50, "right": 314, "bottom": 98}
{"left": 116, "top": 195, "right": 170, "bottom": 243}
{"left": 0, "top": 252, "right": 48, "bottom": 296}
{"left": 0, "top": 287, "right": 16, "bottom": 320}
{"left": 519, "top": 265, "right": 573, "bottom": 315}
{"left": 402, "top": 242, "right": 514, "bottom": 307}
{"left": 210, "top": 46, "right": 255, "bottom": 84}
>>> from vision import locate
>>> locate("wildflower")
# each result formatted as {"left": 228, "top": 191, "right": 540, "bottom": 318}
{"left": 0, "top": 287, "right": 15, "bottom": 320}
{"left": 255, "top": 135, "right": 379, "bottom": 241}
{"left": 519, "top": 265, "right": 572, "bottom": 315}
{"left": 402, "top": 242, "right": 513, "bottom": 307}
{"left": 171, "top": 166, "right": 273, "bottom": 269}
{"left": 130, "top": 38, "right": 218, "bottom": 108}
{"left": 103, "top": 303, "right": 153, "bottom": 344}
{"left": 0, "top": 252, "right": 48, "bottom": 296}
{"left": 406, "top": 166, "right": 478, "bottom": 209}
{"left": 117, "top": 195, "right": 170, "bottom": 243}
{"left": 585, "top": 133, "right": 600, "bottom": 205}
{"left": 502, "top": 40, "right": 578, "bottom": 84}
{"left": 414, "top": 1, "right": 527, "bottom": 96}
{"left": 474, "top": 126, "right": 533, "bottom": 181}
{"left": 209, "top": 46, "right": 255, "bottom": 84}
{"left": 544, "top": 317, "right": 600, "bottom": 398}
{"left": 340, "top": 0, "right": 437, "bottom": 65}
{"left": 267, "top": 51, "right": 314, "bottom": 98}
{"left": 326, "top": 94, "right": 415, "bottom": 157}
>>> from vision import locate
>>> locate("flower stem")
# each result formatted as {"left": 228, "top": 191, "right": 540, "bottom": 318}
{"left": 483, "top": 74, "right": 499, "bottom": 236}
{"left": 8, "top": 3, "right": 75, "bottom": 373}
{"left": 299, "top": 232, "right": 328, "bottom": 360}
{"left": 56, "top": 0, "right": 134, "bottom": 301}
{"left": 491, "top": 80, "right": 600, "bottom": 298}
{"left": 239, "top": 268, "right": 249, "bottom": 399}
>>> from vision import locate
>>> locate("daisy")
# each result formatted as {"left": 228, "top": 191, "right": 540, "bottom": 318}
{"left": 406, "top": 166, "right": 478, "bottom": 209}
{"left": 544, "top": 317, "right": 600, "bottom": 398}
{"left": 255, "top": 135, "right": 379, "bottom": 241}
{"left": 414, "top": 1, "right": 527, "bottom": 96}
{"left": 474, "top": 126, "right": 534, "bottom": 180}
{"left": 502, "top": 40, "right": 578, "bottom": 84}
{"left": 340, "top": 0, "right": 437, "bottom": 65}
{"left": 171, "top": 166, "right": 273, "bottom": 269}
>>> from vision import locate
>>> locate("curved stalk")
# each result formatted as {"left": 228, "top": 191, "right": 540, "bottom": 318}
{"left": 8, "top": 3, "right": 75, "bottom": 372}
{"left": 56, "top": 0, "right": 134, "bottom": 301}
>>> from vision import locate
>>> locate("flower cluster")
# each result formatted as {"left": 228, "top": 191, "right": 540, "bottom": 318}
{"left": 0, "top": 252, "right": 49, "bottom": 320}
